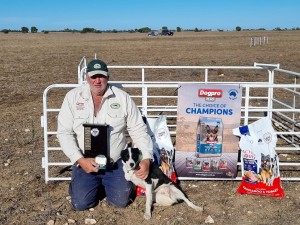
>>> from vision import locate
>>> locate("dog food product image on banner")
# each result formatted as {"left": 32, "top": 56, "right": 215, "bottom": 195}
{"left": 196, "top": 117, "right": 223, "bottom": 157}
{"left": 233, "top": 117, "right": 284, "bottom": 197}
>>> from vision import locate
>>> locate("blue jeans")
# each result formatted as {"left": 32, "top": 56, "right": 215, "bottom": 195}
{"left": 69, "top": 159, "right": 134, "bottom": 211}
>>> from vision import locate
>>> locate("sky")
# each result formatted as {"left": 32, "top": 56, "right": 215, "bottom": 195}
{"left": 1, "top": 0, "right": 299, "bottom": 31}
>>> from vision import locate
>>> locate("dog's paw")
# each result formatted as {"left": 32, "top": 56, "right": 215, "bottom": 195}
{"left": 144, "top": 213, "right": 151, "bottom": 220}
{"left": 195, "top": 205, "right": 204, "bottom": 212}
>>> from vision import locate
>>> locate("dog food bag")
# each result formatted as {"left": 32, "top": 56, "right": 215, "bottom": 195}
{"left": 137, "top": 116, "right": 177, "bottom": 196}
{"left": 145, "top": 115, "right": 176, "bottom": 179}
{"left": 233, "top": 117, "right": 284, "bottom": 197}
{"left": 142, "top": 116, "right": 161, "bottom": 166}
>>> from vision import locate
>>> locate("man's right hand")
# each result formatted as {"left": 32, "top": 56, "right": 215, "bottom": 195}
{"left": 76, "top": 157, "right": 99, "bottom": 173}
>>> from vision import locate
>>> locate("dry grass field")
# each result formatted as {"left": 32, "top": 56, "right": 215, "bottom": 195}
{"left": 1, "top": 30, "right": 300, "bottom": 225}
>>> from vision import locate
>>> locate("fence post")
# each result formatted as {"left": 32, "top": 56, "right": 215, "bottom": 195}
{"left": 250, "top": 36, "right": 268, "bottom": 47}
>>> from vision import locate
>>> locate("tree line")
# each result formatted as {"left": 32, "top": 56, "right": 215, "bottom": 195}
{"left": 2, "top": 26, "right": 300, "bottom": 34}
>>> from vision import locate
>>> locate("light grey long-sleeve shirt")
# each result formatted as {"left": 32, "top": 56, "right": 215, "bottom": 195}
{"left": 57, "top": 83, "right": 153, "bottom": 164}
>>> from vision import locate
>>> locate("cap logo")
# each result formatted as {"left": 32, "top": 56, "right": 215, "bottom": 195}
{"left": 94, "top": 63, "right": 101, "bottom": 69}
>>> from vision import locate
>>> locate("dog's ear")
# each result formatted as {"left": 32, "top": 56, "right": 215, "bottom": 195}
{"left": 131, "top": 148, "right": 140, "bottom": 155}
{"left": 213, "top": 125, "right": 218, "bottom": 133}
{"left": 120, "top": 149, "right": 129, "bottom": 161}
{"left": 131, "top": 148, "right": 142, "bottom": 161}
{"left": 206, "top": 125, "right": 211, "bottom": 133}
{"left": 132, "top": 147, "right": 141, "bottom": 155}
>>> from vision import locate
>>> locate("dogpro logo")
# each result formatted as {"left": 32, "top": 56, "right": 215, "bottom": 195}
{"left": 198, "top": 89, "right": 222, "bottom": 98}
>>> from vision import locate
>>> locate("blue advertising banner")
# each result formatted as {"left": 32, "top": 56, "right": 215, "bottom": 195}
{"left": 175, "top": 84, "right": 242, "bottom": 179}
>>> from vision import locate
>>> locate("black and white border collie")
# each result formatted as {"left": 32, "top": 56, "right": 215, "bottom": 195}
{"left": 121, "top": 145, "right": 203, "bottom": 220}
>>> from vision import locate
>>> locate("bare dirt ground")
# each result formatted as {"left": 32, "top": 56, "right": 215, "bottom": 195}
{"left": 1, "top": 31, "right": 300, "bottom": 225}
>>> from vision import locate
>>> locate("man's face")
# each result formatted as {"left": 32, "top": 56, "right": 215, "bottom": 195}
{"left": 86, "top": 74, "right": 108, "bottom": 96}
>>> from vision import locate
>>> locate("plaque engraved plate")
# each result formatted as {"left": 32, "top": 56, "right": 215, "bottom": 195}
{"left": 84, "top": 126, "right": 92, "bottom": 150}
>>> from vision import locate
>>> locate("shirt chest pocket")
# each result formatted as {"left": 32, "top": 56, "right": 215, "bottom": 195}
{"left": 107, "top": 108, "right": 126, "bottom": 130}
{"left": 73, "top": 111, "right": 90, "bottom": 131}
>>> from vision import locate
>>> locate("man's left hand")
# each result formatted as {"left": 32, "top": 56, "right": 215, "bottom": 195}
{"left": 134, "top": 159, "right": 151, "bottom": 180}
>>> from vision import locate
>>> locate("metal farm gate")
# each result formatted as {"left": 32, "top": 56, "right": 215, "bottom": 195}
{"left": 41, "top": 58, "right": 300, "bottom": 183}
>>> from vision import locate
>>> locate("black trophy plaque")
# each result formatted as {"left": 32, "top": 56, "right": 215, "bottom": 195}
{"left": 83, "top": 124, "right": 109, "bottom": 159}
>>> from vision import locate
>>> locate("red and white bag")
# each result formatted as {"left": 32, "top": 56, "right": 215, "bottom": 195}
{"left": 233, "top": 117, "right": 284, "bottom": 197}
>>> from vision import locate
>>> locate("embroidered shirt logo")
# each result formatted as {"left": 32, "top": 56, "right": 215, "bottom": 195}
{"left": 110, "top": 103, "right": 120, "bottom": 109}
{"left": 76, "top": 102, "right": 85, "bottom": 110}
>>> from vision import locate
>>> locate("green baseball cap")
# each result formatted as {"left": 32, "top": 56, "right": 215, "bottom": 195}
{"left": 86, "top": 59, "right": 109, "bottom": 77}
